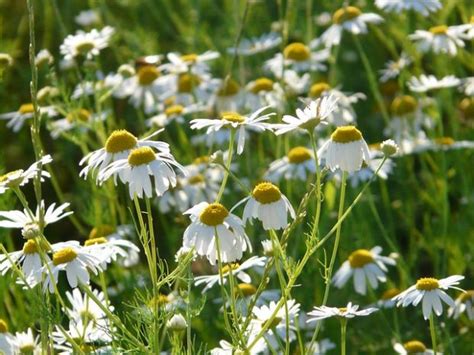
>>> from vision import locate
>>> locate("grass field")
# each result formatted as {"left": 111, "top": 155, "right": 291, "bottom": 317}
{"left": 0, "top": 0, "right": 473, "bottom": 353}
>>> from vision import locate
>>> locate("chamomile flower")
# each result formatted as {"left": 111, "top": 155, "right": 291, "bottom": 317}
{"left": 394, "top": 340, "right": 436, "bottom": 354}
{"left": 344, "top": 152, "right": 394, "bottom": 188}
{"left": 49, "top": 109, "right": 107, "bottom": 139}
{"left": 233, "top": 182, "right": 295, "bottom": 230}
{"left": 227, "top": 32, "right": 282, "bottom": 56}
{"left": 393, "top": 275, "right": 465, "bottom": 319}
{"left": 0, "top": 155, "right": 52, "bottom": 194}
{"left": 182, "top": 202, "right": 251, "bottom": 265}
{"left": 40, "top": 241, "right": 108, "bottom": 293}
{"left": 245, "top": 77, "right": 285, "bottom": 113}
{"left": 0, "top": 320, "right": 13, "bottom": 355}
{"left": 274, "top": 95, "right": 338, "bottom": 135}
{"left": 407, "top": 74, "right": 461, "bottom": 93}
{"left": 0, "top": 103, "right": 56, "bottom": 132}
{"left": 448, "top": 290, "right": 474, "bottom": 320}
{"left": 304, "top": 339, "right": 337, "bottom": 354}
{"left": 9, "top": 328, "right": 40, "bottom": 355}
{"left": 375, "top": 0, "right": 441, "bottom": 16}
{"left": 332, "top": 246, "right": 396, "bottom": 295}
{"left": 165, "top": 51, "right": 220, "bottom": 73}
{"left": 312, "top": 6, "right": 383, "bottom": 49}
{"left": 35, "top": 49, "right": 54, "bottom": 67}
{"left": 60, "top": 26, "right": 114, "bottom": 61}
{"left": 146, "top": 103, "right": 206, "bottom": 127}
{"left": 409, "top": 25, "right": 469, "bottom": 56}
{"left": 307, "top": 302, "right": 378, "bottom": 322}
{"left": 75, "top": 9, "right": 101, "bottom": 27}
{"left": 318, "top": 126, "right": 370, "bottom": 173}
{"left": 265, "top": 43, "right": 329, "bottom": 74}
{"left": 376, "top": 288, "right": 402, "bottom": 309}
{"left": 83, "top": 234, "right": 140, "bottom": 268}
{"left": 194, "top": 256, "right": 266, "bottom": 293}
{"left": 459, "top": 16, "right": 474, "bottom": 40}
{"left": 80, "top": 129, "right": 170, "bottom": 181}
{"left": 190, "top": 106, "right": 275, "bottom": 155}
{"left": 53, "top": 318, "right": 112, "bottom": 352}
{"left": 379, "top": 53, "right": 412, "bottom": 82}
{"left": 459, "top": 77, "right": 474, "bottom": 96}
{"left": 99, "top": 146, "right": 185, "bottom": 199}
{"left": 210, "top": 337, "right": 266, "bottom": 355}
{"left": 265, "top": 146, "right": 316, "bottom": 182}
{"left": 64, "top": 288, "right": 113, "bottom": 323}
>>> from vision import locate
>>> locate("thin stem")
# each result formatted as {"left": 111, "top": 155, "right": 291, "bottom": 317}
{"left": 429, "top": 314, "right": 438, "bottom": 355}
{"left": 216, "top": 129, "right": 236, "bottom": 203}
{"left": 309, "top": 132, "right": 322, "bottom": 240}
{"left": 340, "top": 319, "right": 347, "bottom": 355}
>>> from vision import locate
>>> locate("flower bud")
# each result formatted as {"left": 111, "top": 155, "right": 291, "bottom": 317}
{"left": 381, "top": 139, "right": 399, "bottom": 157}
{"left": 166, "top": 314, "right": 187, "bottom": 332}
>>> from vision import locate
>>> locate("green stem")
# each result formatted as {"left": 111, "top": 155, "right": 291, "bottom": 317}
{"left": 309, "top": 132, "right": 322, "bottom": 241}
{"left": 340, "top": 319, "right": 347, "bottom": 355}
{"left": 216, "top": 129, "right": 235, "bottom": 203}
{"left": 429, "top": 314, "right": 438, "bottom": 355}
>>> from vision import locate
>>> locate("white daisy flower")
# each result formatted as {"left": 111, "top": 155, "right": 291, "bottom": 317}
{"left": 312, "top": 6, "right": 383, "bottom": 49}
{"left": 282, "top": 69, "right": 311, "bottom": 95}
{"left": 165, "top": 51, "right": 220, "bottom": 73}
{"left": 182, "top": 202, "right": 251, "bottom": 265}
{"left": 274, "top": 94, "right": 338, "bottom": 135}
{"left": 245, "top": 77, "right": 286, "bottom": 113}
{"left": 307, "top": 302, "right": 378, "bottom": 322}
{"left": 75, "top": 9, "right": 101, "bottom": 27}
{"left": 52, "top": 318, "right": 112, "bottom": 352}
{"left": 459, "top": 77, "right": 474, "bottom": 96}
{"left": 194, "top": 256, "right": 266, "bottom": 293}
{"left": 305, "top": 338, "right": 336, "bottom": 354}
{"left": 375, "top": 0, "right": 441, "bottom": 16}
{"left": 146, "top": 103, "right": 206, "bottom": 127}
{"left": 376, "top": 288, "right": 402, "bottom": 309}
{"left": 318, "top": 125, "right": 370, "bottom": 173}
{"left": 393, "top": 275, "right": 465, "bottom": 319}
{"left": 211, "top": 78, "right": 247, "bottom": 112}
{"left": 448, "top": 290, "right": 474, "bottom": 320}
{"left": 332, "top": 246, "right": 396, "bottom": 295}
{"left": 210, "top": 337, "right": 266, "bottom": 355}
{"left": 233, "top": 182, "right": 295, "bottom": 230}
{"left": 49, "top": 109, "right": 107, "bottom": 139}
{"left": 265, "top": 146, "right": 316, "bottom": 182}
{"left": 227, "top": 32, "right": 282, "bottom": 56}
{"left": 459, "top": 16, "right": 474, "bottom": 40}
{"left": 409, "top": 25, "right": 468, "bottom": 56}
{"left": 39, "top": 241, "right": 108, "bottom": 293}
{"left": 0, "top": 103, "right": 56, "bottom": 132}
{"left": 35, "top": 49, "right": 54, "bottom": 67}
{"left": 190, "top": 106, "right": 275, "bottom": 155}
{"left": 80, "top": 129, "right": 170, "bottom": 181}
{"left": 264, "top": 43, "right": 329, "bottom": 74}
{"left": 408, "top": 74, "right": 461, "bottom": 93}
{"left": 60, "top": 26, "right": 114, "bottom": 61}
{"left": 83, "top": 233, "right": 140, "bottom": 268}
{"left": 0, "top": 201, "right": 73, "bottom": 234}
{"left": 0, "top": 320, "right": 13, "bottom": 355}
{"left": 9, "top": 328, "right": 40, "bottom": 355}
{"left": 394, "top": 340, "right": 436, "bottom": 354}
{"left": 379, "top": 53, "right": 412, "bottom": 82}
{"left": 64, "top": 288, "right": 113, "bottom": 324}
{"left": 0, "top": 53, "right": 13, "bottom": 69}
{"left": 0, "top": 155, "right": 52, "bottom": 194}
{"left": 345, "top": 152, "right": 394, "bottom": 188}
{"left": 249, "top": 299, "right": 300, "bottom": 350}
{"left": 98, "top": 145, "right": 184, "bottom": 199}
{"left": 167, "top": 314, "right": 188, "bottom": 332}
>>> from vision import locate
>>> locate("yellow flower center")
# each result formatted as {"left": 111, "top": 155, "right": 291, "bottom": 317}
{"left": 76, "top": 40, "right": 95, "bottom": 54}
{"left": 459, "top": 97, "right": 474, "bottom": 118}
{"left": 391, "top": 95, "right": 417, "bottom": 116}
{"left": 199, "top": 203, "right": 229, "bottom": 226}
{"left": 429, "top": 25, "right": 448, "bottom": 35}
{"left": 53, "top": 247, "right": 78, "bottom": 265}
{"left": 128, "top": 146, "right": 156, "bottom": 166}
{"left": 283, "top": 42, "right": 310, "bottom": 61}
{"left": 381, "top": 288, "right": 401, "bottom": 300}
{"left": 19, "top": 344, "right": 35, "bottom": 353}
{"left": 333, "top": 6, "right": 362, "bottom": 24}
{"left": 416, "top": 277, "right": 440, "bottom": 291}
{"left": 235, "top": 283, "right": 257, "bottom": 297}
{"left": 0, "top": 170, "right": 22, "bottom": 183}
{"left": 149, "top": 294, "right": 170, "bottom": 307}
{"left": 137, "top": 65, "right": 160, "bottom": 86}
{"left": 348, "top": 249, "right": 374, "bottom": 268}
{"left": 251, "top": 77, "right": 274, "bottom": 93}
{"left": 287, "top": 146, "right": 312, "bottom": 164}
{"left": 178, "top": 73, "right": 201, "bottom": 93}
{"left": 193, "top": 156, "right": 210, "bottom": 165}
{"left": 165, "top": 104, "right": 185, "bottom": 117}
{"left": 252, "top": 182, "right": 281, "bottom": 204}
{"left": 88, "top": 225, "right": 115, "bottom": 239}
{"left": 0, "top": 319, "right": 8, "bottom": 333}
{"left": 380, "top": 80, "right": 400, "bottom": 97}
{"left": 309, "top": 82, "right": 331, "bottom": 98}
{"left": 331, "top": 126, "right": 363, "bottom": 143}
{"left": 221, "top": 263, "right": 240, "bottom": 274}
{"left": 22, "top": 240, "right": 38, "bottom": 254}
{"left": 84, "top": 237, "right": 108, "bottom": 246}
{"left": 181, "top": 53, "right": 198, "bottom": 63}
{"left": 19, "top": 103, "right": 34, "bottom": 114}
{"left": 403, "top": 340, "right": 427, "bottom": 353}
{"left": 105, "top": 129, "right": 138, "bottom": 153}
{"left": 66, "top": 108, "right": 91, "bottom": 123}
{"left": 188, "top": 174, "right": 205, "bottom": 185}
{"left": 458, "top": 290, "right": 474, "bottom": 302}
{"left": 221, "top": 111, "right": 245, "bottom": 123}
{"left": 217, "top": 79, "right": 240, "bottom": 97}
{"left": 434, "top": 137, "right": 455, "bottom": 146}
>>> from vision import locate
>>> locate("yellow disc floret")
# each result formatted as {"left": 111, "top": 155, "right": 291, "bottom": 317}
{"left": 287, "top": 147, "right": 312, "bottom": 164}
{"left": 429, "top": 25, "right": 448, "bottom": 35}
{"left": 105, "top": 129, "right": 138, "bottom": 153}
{"left": 416, "top": 277, "right": 440, "bottom": 291}
{"left": 188, "top": 174, "right": 205, "bottom": 185}
{"left": 391, "top": 95, "right": 417, "bottom": 116}
{"left": 331, "top": 126, "right": 363, "bottom": 143}
{"left": 221, "top": 263, "right": 240, "bottom": 274}
{"left": 235, "top": 283, "right": 257, "bottom": 297}
{"left": 84, "top": 237, "right": 108, "bottom": 246}
{"left": 0, "top": 319, "right": 7, "bottom": 333}
{"left": 137, "top": 65, "right": 160, "bottom": 86}
{"left": 381, "top": 288, "right": 401, "bottom": 300}
{"left": 459, "top": 97, "right": 474, "bottom": 119}
{"left": 53, "top": 247, "right": 78, "bottom": 265}
{"left": 434, "top": 137, "right": 455, "bottom": 146}
{"left": 88, "top": 225, "right": 115, "bottom": 239}
{"left": 348, "top": 249, "right": 374, "bottom": 268}
{"left": 333, "top": 6, "right": 362, "bottom": 24}
{"left": 22, "top": 240, "right": 38, "bottom": 254}
{"left": 199, "top": 203, "right": 229, "bottom": 226}
{"left": 309, "top": 82, "right": 331, "bottom": 98}
{"left": 128, "top": 146, "right": 156, "bottom": 166}
{"left": 252, "top": 182, "right": 281, "bottom": 204}
{"left": 76, "top": 40, "right": 95, "bottom": 55}
{"left": 251, "top": 78, "right": 274, "bottom": 93}
{"left": 165, "top": 105, "right": 185, "bottom": 117}
{"left": 221, "top": 111, "right": 245, "bottom": 123}
{"left": 217, "top": 79, "right": 240, "bottom": 97}
{"left": 181, "top": 53, "right": 198, "bottom": 63}
{"left": 403, "top": 340, "right": 427, "bottom": 353}
{"left": 19, "top": 103, "right": 35, "bottom": 114}
{"left": 66, "top": 108, "right": 91, "bottom": 123}
{"left": 178, "top": 73, "right": 201, "bottom": 93}
{"left": 283, "top": 42, "right": 310, "bottom": 61}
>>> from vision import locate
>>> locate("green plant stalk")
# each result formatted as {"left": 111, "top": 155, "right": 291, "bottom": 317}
{"left": 340, "top": 318, "right": 347, "bottom": 355}
{"left": 309, "top": 131, "right": 323, "bottom": 241}
{"left": 216, "top": 129, "right": 236, "bottom": 203}
{"left": 429, "top": 314, "right": 438, "bottom": 355}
